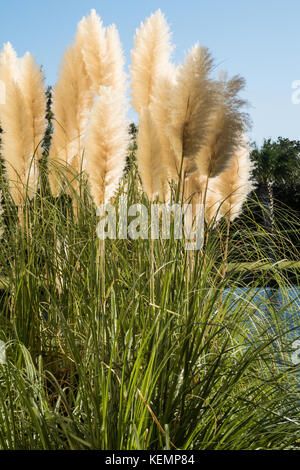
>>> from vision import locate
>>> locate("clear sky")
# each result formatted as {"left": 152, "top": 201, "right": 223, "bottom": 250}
{"left": 1, "top": 0, "right": 300, "bottom": 145}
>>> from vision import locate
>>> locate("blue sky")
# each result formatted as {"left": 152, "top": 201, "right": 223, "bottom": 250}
{"left": 1, "top": 0, "right": 300, "bottom": 145}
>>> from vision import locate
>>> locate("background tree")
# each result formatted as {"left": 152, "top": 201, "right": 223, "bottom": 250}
{"left": 249, "top": 137, "right": 300, "bottom": 259}
{"left": 250, "top": 137, "right": 300, "bottom": 229}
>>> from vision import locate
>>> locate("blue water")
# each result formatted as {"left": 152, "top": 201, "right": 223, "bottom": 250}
{"left": 223, "top": 286, "right": 300, "bottom": 366}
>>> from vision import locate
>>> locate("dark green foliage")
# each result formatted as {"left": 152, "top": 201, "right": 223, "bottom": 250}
{"left": 250, "top": 137, "right": 300, "bottom": 214}
{"left": 249, "top": 137, "right": 300, "bottom": 253}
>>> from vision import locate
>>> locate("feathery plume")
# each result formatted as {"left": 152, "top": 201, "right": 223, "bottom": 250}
{"left": 0, "top": 43, "right": 19, "bottom": 123}
{"left": 0, "top": 80, "right": 35, "bottom": 205}
{"left": 78, "top": 9, "right": 108, "bottom": 93}
{"left": 166, "top": 44, "right": 216, "bottom": 170}
{"left": 136, "top": 106, "right": 164, "bottom": 201}
{"left": 49, "top": 9, "right": 127, "bottom": 197}
{"left": 130, "top": 9, "right": 173, "bottom": 115}
{"left": 0, "top": 42, "right": 19, "bottom": 87}
{"left": 182, "top": 172, "right": 207, "bottom": 237}
{"left": 196, "top": 74, "right": 248, "bottom": 178}
{"left": 105, "top": 24, "right": 127, "bottom": 92}
{"left": 84, "top": 86, "right": 129, "bottom": 206}
{"left": 204, "top": 180, "right": 223, "bottom": 225}
{"left": 48, "top": 36, "right": 92, "bottom": 196}
{"left": 19, "top": 52, "right": 47, "bottom": 161}
{"left": 184, "top": 171, "right": 206, "bottom": 203}
{"left": 151, "top": 62, "right": 178, "bottom": 182}
{"left": 0, "top": 45, "right": 46, "bottom": 208}
{"left": 206, "top": 137, "right": 254, "bottom": 222}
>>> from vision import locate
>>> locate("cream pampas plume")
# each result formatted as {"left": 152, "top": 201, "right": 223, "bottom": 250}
{"left": 0, "top": 45, "right": 46, "bottom": 214}
{"left": 48, "top": 35, "right": 92, "bottom": 197}
{"left": 0, "top": 81, "right": 31, "bottom": 206}
{"left": 136, "top": 106, "right": 163, "bottom": 201}
{"left": 130, "top": 9, "right": 173, "bottom": 115}
{"left": 184, "top": 172, "right": 206, "bottom": 210}
{"left": 204, "top": 180, "right": 223, "bottom": 225}
{"left": 19, "top": 52, "right": 47, "bottom": 162}
{"left": 105, "top": 24, "right": 127, "bottom": 92}
{"left": 196, "top": 74, "right": 248, "bottom": 178}
{"left": 130, "top": 10, "right": 175, "bottom": 199}
{"left": 206, "top": 137, "right": 254, "bottom": 223}
{"left": 184, "top": 74, "right": 248, "bottom": 228}
{"left": 151, "top": 63, "right": 179, "bottom": 183}
{"left": 77, "top": 9, "right": 108, "bottom": 93}
{"left": 84, "top": 86, "right": 129, "bottom": 206}
{"left": 0, "top": 42, "right": 19, "bottom": 92}
{"left": 49, "top": 9, "right": 127, "bottom": 198}
{"left": 166, "top": 45, "right": 216, "bottom": 177}
{"left": 77, "top": 10, "right": 126, "bottom": 92}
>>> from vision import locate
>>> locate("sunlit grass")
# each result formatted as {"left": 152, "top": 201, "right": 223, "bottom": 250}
{"left": 0, "top": 158, "right": 299, "bottom": 450}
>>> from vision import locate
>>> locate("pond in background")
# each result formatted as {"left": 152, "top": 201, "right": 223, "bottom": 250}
{"left": 223, "top": 286, "right": 300, "bottom": 367}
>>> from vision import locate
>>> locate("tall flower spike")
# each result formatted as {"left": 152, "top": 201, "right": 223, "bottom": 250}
{"left": 0, "top": 43, "right": 19, "bottom": 125}
{"left": 166, "top": 44, "right": 216, "bottom": 174}
{"left": 130, "top": 9, "right": 173, "bottom": 115}
{"left": 19, "top": 52, "right": 47, "bottom": 162}
{"left": 49, "top": 10, "right": 127, "bottom": 198}
{"left": 206, "top": 137, "right": 255, "bottom": 222}
{"left": 0, "top": 80, "right": 35, "bottom": 206}
{"left": 196, "top": 74, "right": 248, "bottom": 178}
{"left": 151, "top": 62, "right": 178, "bottom": 183}
{"left": 84, "top": 86, "right": 129, "bottom": 206}
{"left": 0, "top": 42, "right": 19, "bottom": 88}
{"left": 48, "top": 35, "right": 93, "bottom": 197}
{"left": 78, "top": 9, "right": 108, "bottom": 93}
{"left": 105, "top": 24, "right": 127, "bottom": 92}
{"left": 0, "top": 46, "right": 46, "bottom": 209}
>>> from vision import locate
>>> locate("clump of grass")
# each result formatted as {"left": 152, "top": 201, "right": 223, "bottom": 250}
{"left": 0, "top": 155, "right": 299, "bottom": 450}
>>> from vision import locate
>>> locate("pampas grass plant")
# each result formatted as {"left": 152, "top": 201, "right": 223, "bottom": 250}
{"left": 84, "top": 85, "right": 129, "bottom": 296}
{"left": 130, "top": 9, "right": 177, "bottom": 303}
{"left": 48, "top": 34, "right": 92, "bottom": 199}
{"left": 131, "top": 13, "right": 250, "bottom": 282}
{"left": 48, "top": 9, "right": 127, "bottom": 211}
